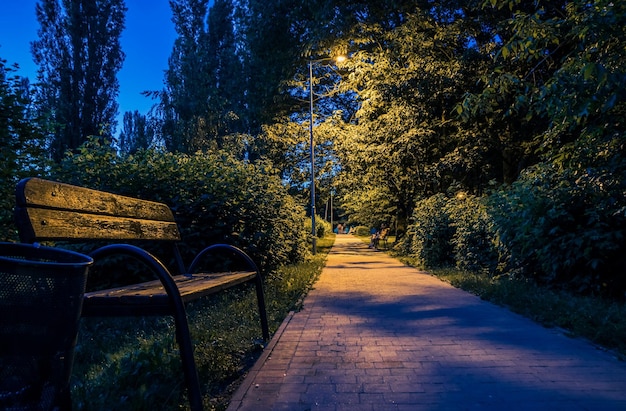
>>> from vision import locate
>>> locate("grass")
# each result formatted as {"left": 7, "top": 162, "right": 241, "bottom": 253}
{"left": 360, "top": 235, "right": 626, "bottom": 359}
{"left": 70, "top": 235, "right": 335, "bottom": 410}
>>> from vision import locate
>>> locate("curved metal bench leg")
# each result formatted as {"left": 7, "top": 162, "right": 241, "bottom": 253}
{"left": 174, "top": 309, "right": 203, "bottom": 411}
{"left": 90, "top": 244, "right": 204, "bottom": 411}
{"left": 255, "top": 274, "right": 270, "bottom": 342}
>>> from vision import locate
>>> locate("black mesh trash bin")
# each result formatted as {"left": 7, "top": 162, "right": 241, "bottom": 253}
{"left": 0, "top": 242, "right": 93, "bottom": 411}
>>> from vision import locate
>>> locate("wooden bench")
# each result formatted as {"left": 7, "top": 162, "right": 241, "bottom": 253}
{"left": 14, "top": 177, "right": 270, "bottom": 411}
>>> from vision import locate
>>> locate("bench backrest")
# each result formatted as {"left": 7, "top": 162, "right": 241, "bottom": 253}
{"left": 15, "top": 178, "right": 181, "bottom": 243}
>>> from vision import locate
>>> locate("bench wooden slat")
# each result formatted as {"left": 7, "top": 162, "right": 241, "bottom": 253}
{"left": 82, "top": 271, "right": 257, "bottom": 316}
{"left": 17, "top": 178, "right": 175, "bottom": 221}
{"left": 86, "top": 271, "right": 256, "bottom": 301}
{"left": 16, "top": 207, "right": 181, "bottom": 241}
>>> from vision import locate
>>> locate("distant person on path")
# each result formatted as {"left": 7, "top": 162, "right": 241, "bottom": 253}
{"left": 369, "top": 227, "right": 380, "bottom": 248}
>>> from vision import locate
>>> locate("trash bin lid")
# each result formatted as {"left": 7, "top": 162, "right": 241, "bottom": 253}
{"left": 0, "top": 242, "right": 93, "bottom": 267}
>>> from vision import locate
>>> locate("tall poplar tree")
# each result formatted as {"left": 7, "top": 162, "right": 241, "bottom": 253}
{"left": 159, "top": 0, "right": 250, "bottom": 153}
{"left": 160, "top": 0, "right": 213, "bottom": 152}
{"left": 32, "top": 0, "right": 126, "bottom": 161}
{"left": 208, "top": 0, "right": 252, "bottom": 136}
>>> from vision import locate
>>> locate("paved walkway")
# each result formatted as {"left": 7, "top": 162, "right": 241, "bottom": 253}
{"left": 228, "top": 235, "right": 626, "bottom": 411}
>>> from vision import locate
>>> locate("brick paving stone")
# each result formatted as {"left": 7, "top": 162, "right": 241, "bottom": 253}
{"left": 227, "top": 235, "right": 626, "bottom": 411}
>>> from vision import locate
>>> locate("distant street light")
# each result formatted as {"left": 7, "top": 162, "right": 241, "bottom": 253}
{"left": 308, "top": 55, "right": 345, "bottom": 255}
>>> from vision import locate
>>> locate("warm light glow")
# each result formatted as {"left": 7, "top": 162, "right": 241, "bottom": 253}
{"left": 335, "top": 55, "right": 347, "bottom": 63}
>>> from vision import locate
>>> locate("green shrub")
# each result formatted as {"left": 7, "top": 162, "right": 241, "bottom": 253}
{"left": 354, "top": 226, "right": 370, "bottom": 237}
{"left": 489, "top": 161, "right": 626, "bottom": 296}
{"left": 448, "top": 193, "right": 499, "bottom": 274}
{"left": 303, "top": 215, "right": 332, "bottom": 239}
{"left": 403, "top": 194, "right": 455, "bottom": 267}
{"left": 401, "top": 156, "right": 626, "bottom": 298}
{"left": 402, "top": 193, "right": 499, "bottom": 273}
{"left": 52, "top": 138, "right": 309, "bottom": 276}
{"left": 317, "top": 217, "right": 332, "bottom": 238}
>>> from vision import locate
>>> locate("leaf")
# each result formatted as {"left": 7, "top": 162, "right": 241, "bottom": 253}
{"left": 583, "top": 63, "right": 596, "bottom": 81}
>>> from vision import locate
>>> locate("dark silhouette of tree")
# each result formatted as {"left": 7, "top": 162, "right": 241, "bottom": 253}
{"left": 32, "top": 0, "right": 126, "bottom": 161}
{"left": 0, "top": 58, "right": 48, "bottom": 240}
{"left": 118, "top": 110, "right": 154, "bottom": 153}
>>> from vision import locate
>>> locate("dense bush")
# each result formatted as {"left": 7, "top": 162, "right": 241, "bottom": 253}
{"left": 402, "top": 138, "right": 626, "bottom": 298}
{"left": 52, "top": 138, "right": 309, "bottom": 276}
{"left": 448, "top": 193, "right": 499, "bottom": 274}
{"left": 354, "top": 226, "right": 370, "bottom": 237}
{"left": 490, "top": 160, "right": 626, "bottom": 297}
{"left": 305, "top": 215, "right": 331, "bottom": 239}
{"left": 402, "top": 193, "right": 499, "bottom": 273}
{"left": 402, "top": 194, "right": 455, "bottom": 268}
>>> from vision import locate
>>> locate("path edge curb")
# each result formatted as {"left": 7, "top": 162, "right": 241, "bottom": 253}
{"left": 226, "top": 310, "right": 296, "bottom": 410}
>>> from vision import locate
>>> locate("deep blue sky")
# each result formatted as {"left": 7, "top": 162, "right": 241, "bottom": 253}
{"left": 0, "top": 0, "right": 189, "bottom": 134}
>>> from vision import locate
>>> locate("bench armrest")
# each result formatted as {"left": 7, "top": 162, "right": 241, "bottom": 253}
{"left": 188, "top": 244, "right": 269, "bottom": 341}
{"left": 187, "top": 244, "right": 260, "bottom": 277}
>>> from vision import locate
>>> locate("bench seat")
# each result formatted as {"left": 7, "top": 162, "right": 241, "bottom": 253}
{"left": 83, "top": 271, "right": 257, "bottom": 316}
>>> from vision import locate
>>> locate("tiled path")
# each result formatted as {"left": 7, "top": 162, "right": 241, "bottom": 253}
{"left": 227, "top": 235, "right": 626, "bottom": 411}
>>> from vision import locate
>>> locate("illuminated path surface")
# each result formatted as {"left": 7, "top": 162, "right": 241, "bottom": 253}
{"left": 228, "top": 235, "right": 626, "bottom": 411}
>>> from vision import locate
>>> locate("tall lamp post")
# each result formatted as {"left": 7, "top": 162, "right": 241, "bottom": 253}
{"left": 309, "top": 60, "right": 317, "bottom": 255}
{"left": 308, "top": 56, "right": 345, "bottom": 255}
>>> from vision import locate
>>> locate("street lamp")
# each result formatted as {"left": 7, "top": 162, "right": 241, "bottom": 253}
{"left": 308, "top": 55, "right": 345, "bottom": 255}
